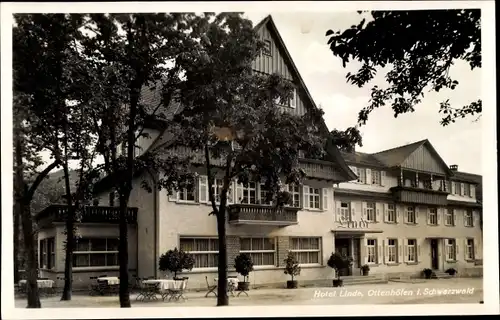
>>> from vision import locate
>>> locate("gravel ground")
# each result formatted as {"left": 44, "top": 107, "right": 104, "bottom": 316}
{"left": 14, "top": 278, "right": 483, "bottom": 308}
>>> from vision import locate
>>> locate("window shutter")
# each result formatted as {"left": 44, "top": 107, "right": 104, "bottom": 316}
{"left": 227, "top": 180, "right": 235, "bottom": 204}
{"left": 322, "top": 188, "right": 329, "bottom": 211}
{"left": 426, "top": 208, "right": 431, "bottom": 225}
{"left": 474, "top": 241, "right": 478, "bottom": 259}
{"left": 375, "top": 203, "right": 381, "bottom": 222}
{"left": 455, "top": 240, "right": 459, "bottom": 257}
{"left": 383, "top": 239, "right": 388, "bottom": 264}
{"left": 460, "top": 183, "right": 465, "bottom": 196}
{"left": 351, "top": 202, "right": 356, "bottom": 220}
{"left": 335, "top": 201, "right": 341, "bottom": 222}
{"left": 362, "top": 202, "right": 367, "bottom": 220}
{"left": 348, "top": 166, "right": 358, "bottom": 182}
{"left": 463, "top": 239, "right": 468, "bottom": 260}
{"left": 235, "top": 183, "right": 243, "bottom": 204}
{"left": 453, "top": 209, "right": 457, "bottom": 226}
{"left": 380, "top": 171, "right": 386, "bottom": 186}
{"left": 290, "top": 88, "right": 296, "bottom": 108}
{"left": 198, "top": 176, "right": 208, "bottom": 203}
{"left": 417, "top": 240, "right": 421, "bottom": 262}
{"left": 377, "top": 238, "right": 383, "bottom": 264}
{"left": 396, "top": 205, "right": 400, "bottom": 223}
{"left": 474, "top": 211, "right": 480, "bottom": 227}
{"left": 169, "top": 190, "right": 178, "bottom": 202}
{"left": 415, "top": 206, "right": 419, "bottom": 224}
{"left": 366, "top": 168, "right": 372, "bottom": 185}
{"left": 470, "top": 184, "right": 476, "bottom": 198}
{"left": 436, "top": 208, "right": 441, "bottom": 225}
{"left": 383, "top": 203, "right": 388, "bottom": 222}
{"left": 451, "top": 182, "right": 456, "bottom": 194}
{"left": 303, "top": 186, "right": 310, "bottom": 209}
{"left": 402, "top": 206, "right": 408, "bottom": 224}
{"left": 363, "top": 238, "right": 368, "bottom": 264}
{"left": 403, "top": 239, "right": 408, "bottom": 263}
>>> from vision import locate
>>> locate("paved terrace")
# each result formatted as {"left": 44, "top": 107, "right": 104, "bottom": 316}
{"left": 15, "top": 278, "right": 483, "bottom": 308}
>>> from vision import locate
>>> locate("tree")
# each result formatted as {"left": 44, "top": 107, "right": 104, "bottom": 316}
{"left": 330, "top": 127, "right": 363, "bottom": 153}
{"left": 325, "top": 10, "right": 481, "bottom": 127}
{"left": 158, "top": 248, "right": 195, "bottom": 278}
{"left": 79, "top": 13, "right": 195, "bottom": 307}
{"left": 171, "top": 13, "right": 326, "bottom": 306}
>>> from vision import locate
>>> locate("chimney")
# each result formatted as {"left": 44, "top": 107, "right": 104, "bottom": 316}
{"left": 450, "top": 164, "right": 458, "bottom": 171}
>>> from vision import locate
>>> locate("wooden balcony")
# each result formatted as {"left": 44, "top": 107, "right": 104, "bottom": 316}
{"left": 35, "top": 205, "right": 138, "bottom": 226}
{"left": 390, "top": 186, "right": 449, "bottom": 206}
{"left": 228, "top": 204, "right": 299, "bottom": 226}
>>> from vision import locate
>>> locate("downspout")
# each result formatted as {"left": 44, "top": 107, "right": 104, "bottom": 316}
{"left": 145, "top": 168, "right": 159, "bottom": 279}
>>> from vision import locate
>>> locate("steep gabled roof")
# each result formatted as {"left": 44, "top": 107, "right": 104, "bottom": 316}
{"left": 254, "top": 15, "right": 357, "bottom": 181}
{"left": 372, "top": 139, "right": 427, "bottom": 167}
{"left": 340, "top": 151, "right": 386, "bottom": 168}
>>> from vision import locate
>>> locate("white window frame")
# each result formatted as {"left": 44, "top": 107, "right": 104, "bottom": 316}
{"left": 407, "top": 239, "right": 417, "bottom": 263}
{"left": 428, "top": 207, "right": 437, "bottom": 225}
{"left": 358, "top": 168, "right": 367, "bottom": 184}
{"left": 48, "top": 238, "right": 55, "bottom": 269}
{"left": 289, "top": 88, "right": 297, "bottom": 109}
{"left": 387, "top": 204, "right": 396, "bottom": 223}
{"left": 178, "top": 177, "right": 196, "bottom": 202}
{"left": 406, "top": 206, "right": 416, "bottom": 224}
{"left": 366, "top": 202, "right": 376, "bottom": 222}
{"left": 240, "top": 238, "right": 276, "bottom": 267}
{"left": 387, "top": 239, "right": 397, "bottom": 263}
{"left": 445, "top": 239, "right": 456, "bottom": 261}
{"left": 466, "top": 239, "right": 475, "bottom": 260}
{"left": 340, "top": 202, "right": 350, "bottom": 222}
{"left": 464, "top": 210, "right": 473, "bottom": 227}
{"left": 445, "top": 208, "right": 454, "bottom": 226}
{"left": 263, "top": 39, "right": 272, "bottom": 56}
{"left": 366, "top": 239, "right": 377, "bottom": 264}
{"left": 371, "top": 170, "right": 381, "bottom": 185}
{"left": 73, "top": 237, "right": 119, "bottom": 268}
{"left": 40, "top": 239, "right": 47, "bottom": 269}
{"left": 290, "top": 237, "right": 321, "bottom": 265}
{"left": 239, "top": 182, "right": 257, "bottom": 204}
{"left": 259, "top": 183, "right": 273, "bottom": 205}
{"left": 286, "top": 184, "right": 301, "bottom": 207}
{"left": 308, "top": 187, "right": 321, "bottom": 210}
{"left": 180, "top": 237, "right": 219, "bottom": 269}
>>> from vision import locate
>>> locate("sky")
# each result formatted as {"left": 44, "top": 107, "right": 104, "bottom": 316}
{"left": 244, "top": 12, "right": 483, "bottom": 175}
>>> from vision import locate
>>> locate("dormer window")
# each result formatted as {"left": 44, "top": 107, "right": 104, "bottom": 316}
{"left": 263, "top": 39, "right": 272, "bottom": 56}
{"left": 289, "top": 88, "right": 296, "bottom": 108}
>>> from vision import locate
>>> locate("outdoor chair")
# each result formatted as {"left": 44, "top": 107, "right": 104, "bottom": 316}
{"left": 167, "top": 278, "right": 188, "bottom": 302}
{"left": 89, "top": 276, "right": 99, "bottom": 296}
{"left": 205, "top": 276, "right": 217, "bottom": 297}
{"left": 138, "top": 278, "right": 159, "bottom": 301}
{"left": 135, "top": 277, "right": 146, "bottom": 301}
{"left": 97, "top": 279, "right": 110, "bottom": 295}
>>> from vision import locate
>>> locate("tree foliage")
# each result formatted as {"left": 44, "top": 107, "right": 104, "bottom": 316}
{"left": 326, "top": 10, "right": 481, "bottom": 126}
{"left": 158, "top": 248, "right": 195, "bottom": 277}
{"left": 330, "top": 127, "right": 363, "bottom": 153}
{"left": 283, "top": 251, "right": 301, "bottom": 281}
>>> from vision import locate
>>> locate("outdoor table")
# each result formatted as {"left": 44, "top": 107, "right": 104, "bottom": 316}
{"left": 18, "top": 279, "right": 54, "bottom": 288}
{"left": 142, "top": 279, "right": 185, "bottom": 301}
{"left": 214, "top": 277, "right": 239, "bottom": 296}
{"left": 98, "top": 276, "right": 119, "bottom": 285}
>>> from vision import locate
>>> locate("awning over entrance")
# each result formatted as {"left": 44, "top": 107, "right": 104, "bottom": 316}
{"left": 331, "top": 229, "right": 384, "bottom": 238}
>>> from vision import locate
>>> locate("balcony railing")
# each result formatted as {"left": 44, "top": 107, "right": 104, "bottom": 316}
{"left": 390, "top": 186, "right": 448, "bottom": 206}
{"left": 35, "top": 205, "right": 138, "bottom": 225}
{"left": 228, "top": 204, "right": 299, "bottom": 226}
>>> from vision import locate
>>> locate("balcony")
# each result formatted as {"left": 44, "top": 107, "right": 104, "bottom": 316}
{"left": 228, "top": 204, "right": 299, "bottom": 226}
{"left": 35, "top": 205, "right": 138, "bottom": 226}
{"left": 390, "top": 186, "right": 449, "bottom": 206}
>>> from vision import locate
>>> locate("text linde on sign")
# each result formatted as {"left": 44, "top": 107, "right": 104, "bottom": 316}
{"left": 337, "top": 217, "right": 370, "bottom": 229}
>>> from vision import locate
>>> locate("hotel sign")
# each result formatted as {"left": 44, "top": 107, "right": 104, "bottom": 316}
{"left": 337, "top": 218, "right": 370, "bottom": 229}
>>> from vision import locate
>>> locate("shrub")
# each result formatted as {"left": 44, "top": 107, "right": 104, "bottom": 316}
{"left": 327, "top": 252, "right": 353, "bottom": 279}
{"left": 283, "top": 251, "right": 301, "bottom": 281}
{"left": 234, "top": 253, "right": 254, "bottom": 282}
{"left": 158, "top": 247, "right": 195, "bottom": 277}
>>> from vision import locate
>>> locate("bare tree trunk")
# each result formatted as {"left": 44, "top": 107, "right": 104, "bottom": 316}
{"left": 14, "top": 203, "right": 20, "bottom": 284}
{"left": 61, "top": 161, "right": 74, "bottom": 301}
{"left": 118, "top": 192, "right": 131, "bottom": 308}
{"left": 20, "top": 200, "right": 41, "bottom": 308}
{"left": 216, "top": 207, "right": 228, "bottom": 306}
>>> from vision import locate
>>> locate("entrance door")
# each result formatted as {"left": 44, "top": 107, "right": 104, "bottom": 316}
{"left": 335, "top": 238, "right": 351, "bottom": 276}
{"left": 430, "top": 239, "right": 439, "bottom": 270}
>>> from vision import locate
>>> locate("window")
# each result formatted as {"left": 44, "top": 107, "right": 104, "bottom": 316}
{"left": 180, "top": 237, "right": 219, "bottom": 269}
{"left": 357, "top": 168, "right": 367, "bottom": 184}
{"left": 307, "top": 187, "right": 320, "bottom": 210}
{"left": 466, "top": 239, "right": 475, "bottom": 260}
{"left": 47, "top": 238, "right": 55, "bottom": 269}
{"left": 340, "top": 202, "right": 350, "bottom": 222}
{"left": 39, "top": 239, "right": 47, "bottom": 269}
{"left": 259, "top": 183, "right": 273, "bottom": 205}
{"left": 428, "top": 207, "right": 437, "bottom": 225}
{"left": 366, "top": 202, "right": 376, "bottom": 222}
{"left": 263, "top": 39, "right": 272, "bottom": 56}
{"left": 464, "top": 210, "right": 473, "bottom": 227}
{"left": 211, "top": 178, "right": 233, "bottom": 203}
{"left": 286, "top": 184, "right": 301, "bottom": 207}
{"left": 387, "top": 239, "right": 397, "bottom": 263}
{"left": 73, "top": 238, "right": 119, "bottom": 268}
{"left": 407, "top": 239, "right": 417, "bottom": 262}
{"left": 445, "top": 209, "right": 454, "bottom": 226}
{"left": 239, "top": 182, "right": 257, "bottom": 204}
{"left": 445, "top": 239, "right": 456, "bottom": 261}
{"left": 463, "top": 184, "right": 470, "bottom": 197}
{"left": 289, "top": 88, "right": 297, "bottom": 108}
{"left": 240, "top": 238, "right": 276, "bottom": 266}
{"left": 455, "top": 182, "right": 461, "bottom": 195}
{"left": 371, "top": 170, "right": 381, "bottom": 185}
{"left": 367, "top": 239, "right": 377, "bottom": 264}
{"left": 387, "top": 204, "right": 396, "bottom": 223}
{"left": 290, "top": 237, "right": 321, "bottom": 264}
{"left": 178, "top": 177, "right": 196, "bottom": 202}
{"left": 406, "top": 206, "right": 416, "bottom": 224}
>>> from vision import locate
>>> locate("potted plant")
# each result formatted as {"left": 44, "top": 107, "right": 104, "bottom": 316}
{"left": 158, "top": 247, "right": 195, "bottom": 279}
{"left": 283, "top": 251, "right": 301, "bottom": 289}
{"left": 234, "top": 253, "right": 254, "bottom": 291}
{"left": 422, "top": 268, "right": 433, "bottom": 279}
{"left": 327, "top": 252, "right": 353, "bottom": 287}
{"left": 361, "top": 264, "right": 370, "bottom": 276}
{"left": 445, "top": 268, "right": 458, "bottom": 276}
